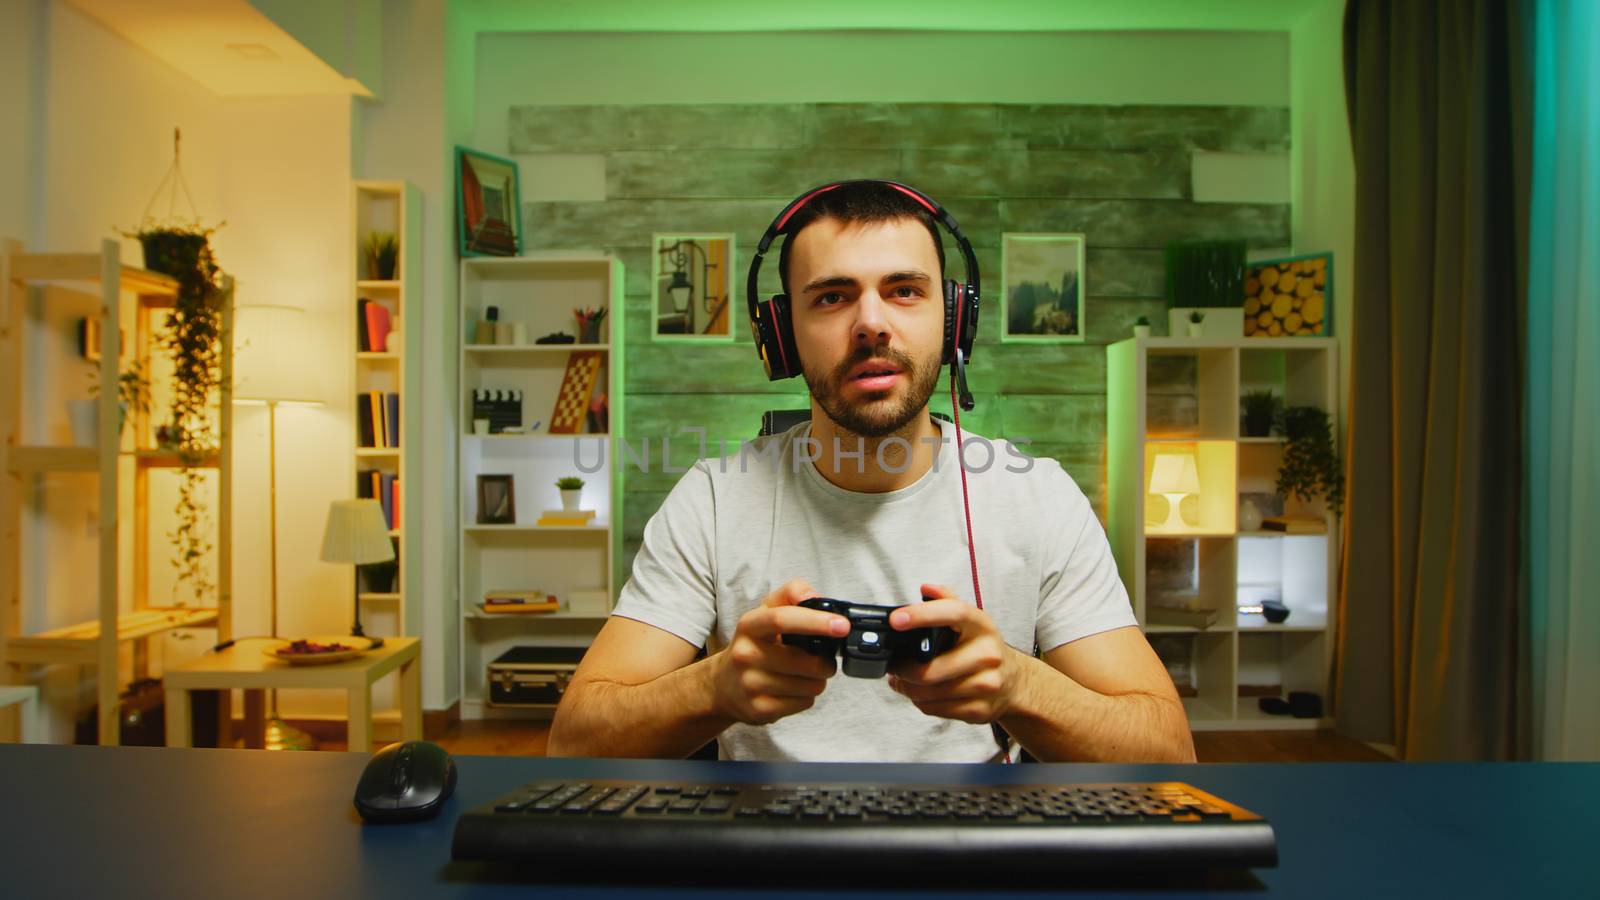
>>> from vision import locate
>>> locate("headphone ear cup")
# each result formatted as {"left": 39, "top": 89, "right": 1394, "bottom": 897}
{"left": 942, "top": 280, "right": 960, "bottom": 365}
{"left": 762, "top": 294, "right": 801, "bottom": 380}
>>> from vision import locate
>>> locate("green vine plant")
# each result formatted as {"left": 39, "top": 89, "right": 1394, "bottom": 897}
{"left": 120, "top": 223, "right": 225, "bottom": 606}
{"left": 86, "top": 359, "right": 152, "bottom": 439}
{"left": 1277, "top": 406, "right": 1344, "bottom": 516}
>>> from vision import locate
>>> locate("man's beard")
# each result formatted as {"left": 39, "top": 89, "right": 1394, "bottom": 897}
{"left": 803, "top": 345, "right": 942, "bottom": 439}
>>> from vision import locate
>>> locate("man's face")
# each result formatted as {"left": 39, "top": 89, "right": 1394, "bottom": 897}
{"left": 787, "top": 216, "right": 944, "bottom": 438}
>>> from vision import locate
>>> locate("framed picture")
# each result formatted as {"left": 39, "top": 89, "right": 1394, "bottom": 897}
{"left": 455, "top": 147, "right": 522, "bottom": 257}
{"left": 1243, "top": 252, "right": 1332, "bottom": 337}
{"left": 652, "top": 234, "right": 735, "bottom": 341}
{"left": 476, "top": 474, "right": 516, "bottom": 525}
{"left": 1001, "top": 233, "right": 1086, "bottom": 343}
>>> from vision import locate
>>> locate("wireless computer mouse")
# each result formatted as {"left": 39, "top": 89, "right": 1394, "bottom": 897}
{"left": 353, "top": 739, "right": 457, "bottom": 823}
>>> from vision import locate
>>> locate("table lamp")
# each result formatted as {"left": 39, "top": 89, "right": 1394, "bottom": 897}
{"left": 321, "top": 499, "right": 396, "bottom": 649}
{"left": 234, "top": 304, "right": 323, "bottom": 752}
{"left": 1149, "top": 452, "right": 1202, "bottom": 531}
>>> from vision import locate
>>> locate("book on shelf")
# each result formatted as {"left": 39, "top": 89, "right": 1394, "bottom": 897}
{"left": 358, "top": 298, "right": 392, "bottom": 353}
{"left": 1146, "top": 605, "right": 1219, "bottom": 629}
{"left": 540, "top": 509, "right": 595, "bottom": 520}
{"left": 481, "top": 590, "right": 560, "bottom": 615}
{"left": 1259, "top": 515, "right": 1325, "bottom": 534}
{"left": 358, "top": 468, "right": 399, "bottom": 531}
{"left": 357, "top": 391, "right": 400, "bottom": 448}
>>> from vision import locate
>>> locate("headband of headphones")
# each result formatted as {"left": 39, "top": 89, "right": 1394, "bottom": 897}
{"left": 742, "top": 180, "right": 979, "bottom": 390}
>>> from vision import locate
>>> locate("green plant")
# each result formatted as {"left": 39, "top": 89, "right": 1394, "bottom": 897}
{"left": 364, "top": 232, "right": 399, "bottom": 280}
{"left": 1277, "top": 406, "right": 1342, "bottom": 514}
{"left": 555, "top": 476, "right": 585, "bottom": 491}
{"left": 121, "top": 222, "right": 224, "bottom": 605}
{"left": 1134, "top": 315, "right": 1150, "bottom": 326}
{"left": 1241, "top": 390, "right": 1281, "bottom": 436}
{"left": 87, "top": 360, "right": 152, "bottom": 436}
{"left": 1164, "top": 239, "right": 1247, "bottom": 308}
{"left": 1189, "top": 309, "right": 1206, "bottom": 324}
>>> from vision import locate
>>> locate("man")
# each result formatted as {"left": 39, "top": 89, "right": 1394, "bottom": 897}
{"left": 548, "top": 182, "right": 1194, "bottom": 763}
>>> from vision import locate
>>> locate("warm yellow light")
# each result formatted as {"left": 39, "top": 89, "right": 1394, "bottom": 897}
{"left": 1149, "top": 453, "right": 1201, "bottom": 530}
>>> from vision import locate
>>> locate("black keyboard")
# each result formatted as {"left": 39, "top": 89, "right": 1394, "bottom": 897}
{"left": 452, "top": 779, "right": 1278, "bottom": 876}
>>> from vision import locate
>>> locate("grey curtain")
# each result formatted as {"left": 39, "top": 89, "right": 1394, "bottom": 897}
{"left": 1337, "top": 0, "right": 1529, "bottom": 760}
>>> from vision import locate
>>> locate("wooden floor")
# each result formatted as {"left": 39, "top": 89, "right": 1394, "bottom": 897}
{"left": 320, "top": 720, "right": 1391, "bottom": 762}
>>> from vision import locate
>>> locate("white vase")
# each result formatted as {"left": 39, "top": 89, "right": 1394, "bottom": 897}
{"left": 560, "top": 489, "right": 581, "bottom": 512}
{"left": 1133, "top": 324, "right": 1151, "bottom": 338}
{"left": 1187, "top": 322, "right": 1205, "bottom": 337}
{"left": 68, "top": 399, "right": 98, "bottom": 447}
{"left": 1239, "top": 499, "right": 1263, "bottom": 532}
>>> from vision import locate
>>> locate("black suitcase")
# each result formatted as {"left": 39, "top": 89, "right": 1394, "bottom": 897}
{"left": 487, "top": 647, "right": 587, "bottom": 708}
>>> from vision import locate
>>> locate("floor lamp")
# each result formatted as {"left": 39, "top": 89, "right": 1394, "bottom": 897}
{"left": 234, "top": 304, "right": 323, "bottom": 751}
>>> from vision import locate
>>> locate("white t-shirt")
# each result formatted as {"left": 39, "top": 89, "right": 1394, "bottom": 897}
{"left": 611, "top": 416, "right": 1136, "bottom": 762}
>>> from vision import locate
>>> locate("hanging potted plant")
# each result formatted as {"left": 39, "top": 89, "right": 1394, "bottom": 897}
{"left": 120, "top": 129, "right": 225, "bottom": 606}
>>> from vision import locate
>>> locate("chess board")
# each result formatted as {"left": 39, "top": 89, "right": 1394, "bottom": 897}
{"left": 549, "top": 351, "right": 603, "bottom": 434}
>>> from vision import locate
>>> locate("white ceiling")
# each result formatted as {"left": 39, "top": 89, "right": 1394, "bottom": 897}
{"left": 67, "top": 0, "right": 362, "bottom": 98}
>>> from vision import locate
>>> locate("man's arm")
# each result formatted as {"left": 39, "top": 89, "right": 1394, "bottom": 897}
{"left": 999, "top": 626, "right": 1196, "bottom": 763}
{"left": 888, "top": 586, "right": 1195, "bottom": 763}
{"left": 546, "top": 615, "right": 731, "bottom": 759}
{"left": 548, "top": 579, "right": 848, "bottom": 759}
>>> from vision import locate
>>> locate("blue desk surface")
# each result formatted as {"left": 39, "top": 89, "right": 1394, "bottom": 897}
{"left": 0, "top": 744, "right": 1592, "bottom": 899}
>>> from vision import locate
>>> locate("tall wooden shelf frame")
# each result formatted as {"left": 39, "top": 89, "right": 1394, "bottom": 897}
{"left": 1107, "top": 336, "right": 1339, "bottom": 731}
{"left": 1, "top": 239, "right": 233, "bottom": 744}
{"left": 353, "top": 181, "right": 422, "bottom": 640}
{"left": 456, "top": 253, "right": 625, "bottom": 720}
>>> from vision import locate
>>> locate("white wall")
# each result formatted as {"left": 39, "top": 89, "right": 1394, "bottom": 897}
{"left": 1290, "top": 0, "right": 1355, "bottom": 441}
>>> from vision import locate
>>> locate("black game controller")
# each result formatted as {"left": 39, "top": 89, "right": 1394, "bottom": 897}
{"left": 781, "top": 598, "right": 956, "bottom": 679}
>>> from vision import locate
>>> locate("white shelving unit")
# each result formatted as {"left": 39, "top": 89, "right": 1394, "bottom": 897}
{"left": 457, "top": 253, "right": 624, "bottom": 719}
{"left": 352, "top": 182, "right": 421, "bottom": 641}
{"left": 1107, "top": 336, "right": 1339, "bottom": 731}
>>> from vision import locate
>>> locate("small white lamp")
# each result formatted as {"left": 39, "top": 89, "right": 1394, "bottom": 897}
{"left": 320, "top": 499, "right": 396, "bottom": 649}
{"left": 1149, "top": 453, "right": 1202, "bottom": 531}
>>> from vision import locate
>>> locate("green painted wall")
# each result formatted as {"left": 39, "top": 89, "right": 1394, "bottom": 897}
{"left": 510, "top": 101, "right": 1290, "bottom": 576}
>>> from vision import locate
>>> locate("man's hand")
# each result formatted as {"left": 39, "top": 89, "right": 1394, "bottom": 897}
{"left": 886, "top": 583, "right": 1023, "bottom": 725}
{"left": 709, "top": 578, "right": 847, "bottom": 726}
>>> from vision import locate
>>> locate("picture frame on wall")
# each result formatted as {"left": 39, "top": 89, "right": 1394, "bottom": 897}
{"left": 1243, "top": 251, "right": 1332, "bottom": 337}
{"left": 652, "top": 233, "right": 736, "bottom": 341}
{"left": 1001, "top": 233, "right": 1086, "bottom": 343}
{"left": 476, "top": 474, "right": 516, "bottom": 525}
{"left": 455, "top": 146, "right": 523, "bottom": 258}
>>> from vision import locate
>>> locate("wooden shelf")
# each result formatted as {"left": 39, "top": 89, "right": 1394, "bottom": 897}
{"left": 7, "top": 446, "right": 99, "bottom": 473}
{"left": 5, "top": 608, "right": 218, "bottom": 664}
{"left": 465, "top": 610, "right": 608, "bottom": 622}
{"left": 359, "top": 593, "right": 401, "bottom": 602}
{"left": 10, "top": 253, "right": 178, "bottom": 297}
{"left": 357, "top": 352, "right": 398, "bottom": 361}
{"left": 1145, "top": 623, "right": 1236, "bottom": 634}
{"left": 356, "top": 447, "right": 399, "bottom": 457}
{"left": 464, "top": 524, "right": 609, "bottom": 534}
{"left": 356, "top": 279, "right": 401, "bottom": 289}
{"left": 467, "top": 341, "right": 611, "bottom": 352}
{"left": 128, "top": 449, "right": 220, "bottom": 469}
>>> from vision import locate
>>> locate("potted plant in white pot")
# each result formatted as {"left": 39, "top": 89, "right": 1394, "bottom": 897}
{"left": 556, "top": 476, "right": 585, "bottom": 512}
{"left": 1132, "top": 315, "right": 1151, "bottom": 338}
{"left": 1187, "top": 309, "right": 1206, "bottom": 337}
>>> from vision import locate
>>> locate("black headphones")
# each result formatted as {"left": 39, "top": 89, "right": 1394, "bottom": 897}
{"left": 744, "top": 181, "right": 981, "bottom": 409}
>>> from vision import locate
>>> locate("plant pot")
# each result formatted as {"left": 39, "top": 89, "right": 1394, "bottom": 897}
{"left": 560, "top": 489, "right": 581, "bottom": 512}
{"left": 1243, "top": 412, "right": 1274, "bottom": 437}
{"left": 68, "top": 399, "right": 98, "bottom": 447}
{"left": 1132, "top": 325, "right": 1151, "bottom": 338}
{"left": 1186, "top": 322, "right": 1204, "bottom": 338}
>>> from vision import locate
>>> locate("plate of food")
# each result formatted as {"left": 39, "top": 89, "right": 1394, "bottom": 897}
{"left": 265, "top": 636, "right": 373, "bottom": 665}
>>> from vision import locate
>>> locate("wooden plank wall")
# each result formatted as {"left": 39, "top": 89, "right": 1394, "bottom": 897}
{"left": 509, "top": 103, "right": 1290, "bottom": 578}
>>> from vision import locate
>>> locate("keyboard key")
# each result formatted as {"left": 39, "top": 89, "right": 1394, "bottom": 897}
{"left": 681, "top": 787, "right": 710, "bottom": 799}
{"left": 712, "top": 786, "right": 741, "bottom": 796}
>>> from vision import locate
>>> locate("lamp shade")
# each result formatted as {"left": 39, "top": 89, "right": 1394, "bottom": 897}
{"left": 1149, "top": 453, "right": 1201, "bottom": 495}
{"left": 666, "top": 269, "right": 693, "bottom": 312}
{"left": 320, "top": 499, "right": 395, "bottom": 565}
{"left": 234, "top": 304, "right": 323, "bottom": 405}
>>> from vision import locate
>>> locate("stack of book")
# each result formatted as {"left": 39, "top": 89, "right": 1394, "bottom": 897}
{"left": 1260, "top": 516, "right": 1325, "bottom": 534}
{"left": 357, "top": 468, "right": 400, "bottom": 531}
{"left": 537, "top": 508, "right": 596, "bottom": 527}
{"left": 480, "top": 590, "right": 560, "bottom": 615}
{"left": 357, "top": 390, "right": 400, "bottom": 449}
{"left": 1146, "top": 605, "right": 1219, "bottom": 629}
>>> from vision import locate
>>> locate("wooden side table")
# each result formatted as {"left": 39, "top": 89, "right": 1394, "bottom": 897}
{"left": 164, "top": 637, "right": 420, "bottom": 752}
